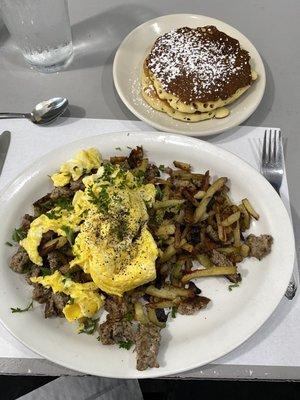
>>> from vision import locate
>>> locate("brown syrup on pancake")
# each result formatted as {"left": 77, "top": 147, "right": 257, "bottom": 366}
{"left": 146, "top": 26, "right": 253, "bottom": 104}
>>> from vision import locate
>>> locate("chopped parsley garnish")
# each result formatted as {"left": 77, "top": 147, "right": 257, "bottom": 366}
{"left": 45, "top": 198, "right": 74, "bottom": 219}
{"left": 124, "top": 311, "right": 133, "bottom": 322}
{"left": 228, "top": 283, "right": 240, "bottom": 291}
{"left": 22, "top": 263, "right": 33, "bottom": 274}
{"left": 12, "top": 227, "right": 27, "bottom": 243}
{"left": 62, "top": 271, "right": 74, "bottom": 282}
{"left": 156, "top": 238, "right": 164, "bottom": 247}
{"left": 5, "top": 241, "right": 13, "bottom": 247}
{"left": 116, "top": 167, "right": 126, "bottom": 180}
{"left": 159, "top": 164, "right": 165, "bottom": 172}
{"left": 135, "top": 170, "right": 145, "bottom": 186}
{"left": 115, "top": 147, "right": 122, "bottom": 151}
{"left": 155, "top": 186, "right": 163, "bottom": 201}
{"left": 118, "top": 340, "right": 134, "bottom": 350}
{"left": 171, "top": 307, "right": 177, "bottom": 318}
{"left": 155, "top": 210, "right": 164, "bottom": 225}
{"left": 37, "top": 199, "right": 54, "bottom": 213}
{"left": 87, "top": 186, "right": 110, "bottom": 213}
{"left": 45, "top": 209, "right": 61, "bottom": 220}
{"left": 11, "top": 301, "right": 33, "bottom": 313}
{"left": 55, "top": 197, "right": 74, "bottom": 211}
{"left": 102, "top": 163, "right": 115, "bottom": 182}
{"left": 40, "top": 267, "right": 51, "bottom": 277}
{"left": 61, "top": 226, "right": 75, "bottom": 245}
{"left": 78, "top": 318, "right": 99, "bottom": 335}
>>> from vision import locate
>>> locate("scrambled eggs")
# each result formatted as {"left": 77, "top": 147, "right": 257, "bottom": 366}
{"left": 51, "top": 148, "right": 101, "bottom": 187}
{"left": 31, "top": 270, "right": 104, "bottom": 322}
{"left": 21, "top": 148, "right": 158, "bottom": 322}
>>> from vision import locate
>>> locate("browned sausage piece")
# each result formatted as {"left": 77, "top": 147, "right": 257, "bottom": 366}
{"left": 245, "top": 234, "right": 273, "bottom": 260}
{"left": 9, "top": 248, "right": 30, "bottom": 273}
{"left": 177, "top": 296, "right": 210, "bottom": 315}
{"left": 135, "top": 324, "right": 161, "bottom": 371}
{"left": 99, "top": 320, "right": 134, "bottom": 345}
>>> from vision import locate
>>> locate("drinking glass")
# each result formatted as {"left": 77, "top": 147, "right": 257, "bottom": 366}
{"left": 0, "top": 0, "right": 73, "bottom": 73}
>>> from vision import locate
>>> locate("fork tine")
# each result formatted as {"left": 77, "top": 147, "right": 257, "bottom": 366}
{"left": 273, "top": 130, "right": 277, "bottom": 162}
{"left": 268, "top": 129, "right": 272, "bottom": 162}
{"left": 262, "top": 129, "right": 267, "bottom": 164}
{"left": 277, "top": 130, "right": 283, "bottom": 163}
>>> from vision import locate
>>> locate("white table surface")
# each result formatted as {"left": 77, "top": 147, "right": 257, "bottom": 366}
{"left": 0, "top": 118, "right": 299, "bottom": 380}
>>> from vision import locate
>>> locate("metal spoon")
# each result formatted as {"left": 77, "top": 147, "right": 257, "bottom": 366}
{"left": 0, "top": 97, "right": 69, "bottom": 124}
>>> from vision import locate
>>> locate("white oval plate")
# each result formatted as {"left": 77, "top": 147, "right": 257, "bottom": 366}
{"left": 0, "top": 131, "right": 294, "bottom": 378}
{"left": 113, "top": 14, "right": 266, "bottom": 137}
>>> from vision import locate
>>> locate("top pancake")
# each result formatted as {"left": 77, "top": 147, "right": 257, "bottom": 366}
{"left": 146, "top": 26, "right": 253, "bottom": 104}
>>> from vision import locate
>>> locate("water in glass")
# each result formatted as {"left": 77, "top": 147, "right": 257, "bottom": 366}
{"left": 0, "top": 0, "right": 73, "bottom": 72}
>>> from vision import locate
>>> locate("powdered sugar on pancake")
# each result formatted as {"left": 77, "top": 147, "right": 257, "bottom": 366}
{"left": 146, "top": 26, "right": 252, "bottom": 103}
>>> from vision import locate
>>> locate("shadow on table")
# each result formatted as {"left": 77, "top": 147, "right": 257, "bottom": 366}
{"left": 64, "top": 104, "right": 86, "bottom": 119}
{"left": 101, "top": 52, "right": 140, "bottom": 121}
{"left": 244, "top": 57, "right": 275, "bottom": 128}
{"left": 0, "top": 18, "right": 10, "bottom": 47}
{"left": 67, "top": 4, "right": 157, "bottom": 71}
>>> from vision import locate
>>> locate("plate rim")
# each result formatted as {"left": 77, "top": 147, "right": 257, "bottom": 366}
{"left": 0, "top": 130, "right": 294, "bottom": 379}
{"left": 113, "top": 13, "right": 266, "bottom": 136}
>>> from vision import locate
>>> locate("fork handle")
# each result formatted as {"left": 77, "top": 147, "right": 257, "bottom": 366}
{"left": 285, "top": 277, "right": 297, "bottom": 300}
{"left": 274, "top": 186, "right": 298, "bottom": 300}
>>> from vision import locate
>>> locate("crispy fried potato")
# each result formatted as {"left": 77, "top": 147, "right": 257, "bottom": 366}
{"left": 173, "top": 161, "right": 191, "bottom": 172}
{"left": 160, "top": 245, "right": 177, "bottom": 262}
{"left": 233, "top": 221, "right": 241, "bottom": 247}
{"left": 194, "top": 190, "right": 206, "bottom": 199}
{"left": 157, "top": 224, "right": 176, "bottom": 237}
{"left": 194, "top": 177, "right": 227, "bottom": 223}
{"left": 110, "top": 156, "right": 127, "bottom": 164}
{"left": 171, "top": 171, "right": 204, "bottom": 180}
{"left": 170, "top": 262, "right": 183, "bottom": 285}
{"left": 148, "top": 299, "right": 181, "bottom": 308}
{"left": 242, "top": 198, "right": 260, "bottom": 220}
{"left": 153, "top": 199, "right": 185, "bottom": 210}
{"left": 182, "top": 266, "right": 237, "bottom": 283}
{"left": 239, "top": 203, "right": 250, "bottom": 230}
{"left": 216, "top": 213, "right": 226, "bottom": 242}
{"left": 206, "top": 177, "right": 228, "bottom": 197}
{"left": 145, "top": 285, "right": 194, "bottom": 299}
{"left": 196, "top": 254, "right": 213, "bottom": 268}
{"left": 181, "top": 243, "right": 194, "bottom": 253}
{"left": 39, "top": 236, "right": 68, "bottom": 256}
{"left": 240, "top": 243, "right": 250, "bottom": 257}
{"left": 147, "top": 307, "right": 166, "bottom": 328}
{"left": 134, "top": 301, "right": 149, "bottom": 324}
{"left": 217, "top": 246, "right": 237, "bottom": 254}
{"left": 221, "top": 211, "right": 241, "bottom": 227}
{"left": 194, "top": 197, "right": 212, "bottom": 223}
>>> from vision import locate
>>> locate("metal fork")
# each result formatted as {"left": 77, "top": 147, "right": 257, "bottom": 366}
{"left": 262, "top": 129, "right": 297, "bottom": 300}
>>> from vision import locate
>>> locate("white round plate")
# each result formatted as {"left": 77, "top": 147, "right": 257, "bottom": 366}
{"left": 113, "top": 14, "right": 266, "bottom": 137}
{"left": 0, "top": 132, "right": 294, "bottom": 378}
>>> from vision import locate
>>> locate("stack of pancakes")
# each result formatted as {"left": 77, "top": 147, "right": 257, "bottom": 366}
{"left": 142, "top": 26, "right": 257, "bottom": 122}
